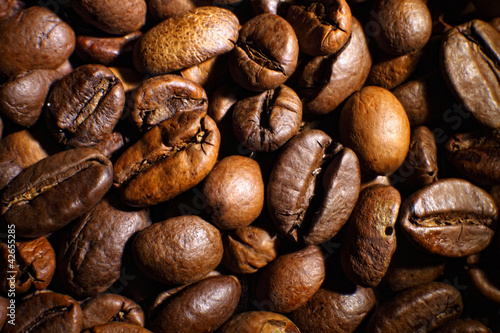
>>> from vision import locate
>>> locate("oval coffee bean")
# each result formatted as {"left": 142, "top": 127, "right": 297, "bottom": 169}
{"left": 434, "top": 319, "right": 492, "bottom": 333}
{"left": 57, "top": 194, "right": 151, "bottom": 298}
{"left": 132, "top": 215, "right": 223, "bottom": 285}
{"left": 256, "top": 245, "right": 325, "bottom": 313}
{"left": 367, "top": 282, "right": 463, "bottom": 332}
{"left": 391, "top": 78, "right": 433, "bottom": 126}
{"left": 150, "top": 275, "right": 241, "bottom": 333}
{"left": 127, "top": 74, "right": 208, "bottom": 132}
{"left": 341, "top": 185, "right": 401, "bottom": 287}
{"left": 133, "top": 7, "right": 239, "bottom": 75}
{"left": 0, "top": 6, "right": 75, "bottom": 78}
{"left": 232, "top": 85, "right": 302, "bottom": 152}
{"left": 113, "top": 111, "right": 220, "bottom": 207}
{"left": 82, "top": 323, "right": 152, "bottom": 333}
{"left": 46, "top": 64, "right": 125, "bottom": 147}
{"left": 441, "top": 19, "right": 500, "bottom": 129}
{"left": 3, "top": 292, "right": 83, "bottom": 333}
{"left": 1, "top": 147, "right": 113, "bottom": 238}
{"left": 399, "top": 178, "right": 498, "bottom": 257}
{"left": 218, "top": 311, "right": 300, "bottom": 333}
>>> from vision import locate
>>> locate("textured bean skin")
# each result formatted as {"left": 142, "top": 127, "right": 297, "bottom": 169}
{"left": 82, "top": 323, "right": 152, "bottom": 333}
{"left": 218, "top": 311, "right": 300, "bottom": 333}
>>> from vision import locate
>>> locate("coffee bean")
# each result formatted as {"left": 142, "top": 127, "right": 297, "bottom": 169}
{"left": 82, "top": 322, "right": 152, "bottom": 333}
{"left": 392, "top": 78, "right": 433, "bottom": 126}
{"left": 218, "top": 311, "right": 300, "bottom": 333}
{"left": 147, "top": 0, "right": 195, "bottom": 22}
{"left": 434, "top": 319, "right": 492, "bottom": 333}
{"left": 466, "top": 245, "right": 500, "bottom": 304}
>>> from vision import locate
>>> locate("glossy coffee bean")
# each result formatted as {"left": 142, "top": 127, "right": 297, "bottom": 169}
{"left": 180, "top": 55, "right": 230, "bottom": 92}
{"left": 268, "top": 130, "right": 360, "bottom": 244}
{"left": 434, "top": 319, "right": 492, "bottom": 333}
{"left": 218, "top": 311, "right": 300, "bottom": 333}
{"left": 134, "top": 7, "right": 239, "bottom": 75}
{"left": 46, "top": 64, "right": 125, "bottom": 147}
{"left": 82, "top": 322, "right": 152, "bottom": 333}
{"left": 127, "top": 74, "right": 208, "bottom": 132}
{"left": 0, "top": 237, "right": 55, "bottom": 294}
{"left": 113, "top": 111, "right": 220, "bottom": 207}
{"left": 466, "top": 246, "right": 500, "bottom": 304}
{"left": 229, "top": 13, "right": 299, "bottom": 91}
{"left": 367, "top": 282, "right": 463, "bottom": 332}
{"left": 341, "top": 185, "right": 401, "bottom": 287}
{"left": 150, "top": 275, "right": 241, "bottom": 333}
{"left": 392, "top": 78, "right": 433, "bottom": 126}
{"left": 441, "top": 19, "right": 500, "bottom": 129}
{"left": 57, "top": 195, "right": 151, "bottom": 298}
{"left": 147, "top": 0, "right": 196, "bottom": 22}
{"left": 1, "top": 148, "right": 113, "bottom": 238}
{"left": 0, "top": 6, "right": 75, "bottom": 78}
{"left": 132, "top": 215, "right": 223, "bottom": 285}
{"left": 256, "top": 245, "right": 325, "bottom": 313}
{"left": 232, "top": 85, "right": 302, "bottom": 152}
{"left": 399, "top": 178, "right": 498, "bottom": 257}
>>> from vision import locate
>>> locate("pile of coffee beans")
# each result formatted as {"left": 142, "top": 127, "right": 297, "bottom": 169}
{"left": 0, "top": 0, "right": 499, "bottom": 332}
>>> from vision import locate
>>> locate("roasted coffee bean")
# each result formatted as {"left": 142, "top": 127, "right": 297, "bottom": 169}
{"left": 434, "top": 319, "right": 492, "bottom": 333}
{"left": 3, "top": 292, "right": 83, "bottom": 333}
{"left": 256, "top": 245, "right": 325, "bottom": 313}
{"left": 392, "top": 78, "right": 433, "bottom": 126}
{"left": 46, "top": 64, "right": 125, "bottom": 147}
{"left": 109, "top": 67, "right": 144, "bottom": 93}
{"left": 300, "top": 17, "right": 371, "bottom": 115}
{"left": 202, "top": 155, "right": 264, "bottom": 229}
{"left": 57, "top": 194, "right": 150, "bottom": 298}
{"left": 0, "top": 130, "right": 49, "bottom": 190}
{"left": 1, "top": 147, "right": 113, "bottom": 238}
{"left": 81, "top": 293, "right": 145, "bottom": 329}
{"left": 82, "top": 322, "right": 152, "bottom": 333}
{"left": 150, "top": 275, "right": 241, "bottom": 333}
{"left": 147, "top": 0, "right": 196, "bottom": 22}
{"left": 287, "top": 0, "right": 352, "bottom": 56}
{"left": 441, "top": 19, "right": 500, "bottom": 129}
{"left": 0, "top": 237, "right": 55, "bottom": 294}
{"left": 180, "top": 55, "right": 230, "bottom": 92}
{"left": 0, "top": 296, "right": 7, "bottom": 329}
{"left": 229, "top": 13, "right": 299, "bottom": 91}
{"left": 113, "top": 111, "right": 220, "bottom": 207}
{"left": 339, "top": 86, "right": 411, "bottom": 176}
{"left": 0, "top": 0, "right": 23, "bottom": 21}
{"left": 92, "top": 131, "right": 125, "bottom": 157}
{"left": 133, "top": 7, "right": 239, "bottom": 75}
{"left": 0, "top": 69, "right": 62, "bottom": 127}
{"left": 444, "top": 130, "right": 500, "bottom": 185}
{"left": 466, "top": 246, "right": 500, "bottom": 304}
{"left": 218, "top": 311, "right": 300, "bottom": 333}
{"left": 268, "top": 130, "right": 360, "bottom": 244}
{"left": 70, "top": 0, "right": 146, "bottom": 35}
{"left": 127, "top": 74, "right": 208, "bottom": 132}
{"left": 232, "top": 85, "right": 302, "bottom": 152}
{"left": 367, "top": 282, "right": 463, "bottom": 332}
{"left": 221, "top": 222, "right": 279, "bottom": 274}
{"left": 399, "top": 178, "right": 498, "bottom": 257}
{"left": 132, "top": 215, "right": 223, "bottom": 285}
{"left": 360, "top": 175, "right": 391, "bottom": 191}
{"left": 75, "top": 31, "right": 142, "bottom": 66}
{"left": 341, "top": 185, "right": 400, "bottom": 287}
{"left": 250, "top": 0, "right": 289, "bottom": 15}
{"left": 371, "top": 0, "right": 432, "bottom": 56}
{"left": 0, "top": 6, "right": 75, "bottom": 78}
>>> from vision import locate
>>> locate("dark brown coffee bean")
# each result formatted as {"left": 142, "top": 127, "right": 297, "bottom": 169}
{"left": 109, "top": 67, "right": 144, "bottom": 93}
{"left": 92, "top": 131, "right": 125, "bottom": 157}
{"left": 81, "top": 293, "right": 145, "bottom": 329}
{"left": 0, "top": 296, "right": 7, "bottom": 329}
{"left": 367, "top": 282, "right": 463, "bottom": 332}
{"left": 127, "top": 74, "right": 208, "bottom": 132}
{"left": 444, "top": 130, "right": 500, "bottom": 186}
{"left": 202, "top": 155, "right": 264, "bottom": 229}
{"left": 256, "top": 245, "right": 325, "bottom": 313}
{"left": 70, "top": 0, "right": 146, "bottom": 35}
{"left": 75, "top": 31, "right": 142, "bottom": 66}
{"left": 300, "top": 17, "right": 372, "bottom": 115}
{"left": 360, "top": 175, "right": 391, "bottom": 191}
{"left": 147, "top": 0, "right": 196, "bottom": 22}
{"left": 82, "top": 323, "right": 152, "bottom": 333}
{"left": 268, "top": 130, "right": 360, "bottom": 244}
{"left": 0, "top": 236, "right": 55, "bottom": 294}
{"left": 339, "top": 86, "right": 411, "bottom": 176}
{"left": 46, "top": 64, "right": 125, "bottom": 147}
{"left": 0, "top": 6, "right": 75, "bottom": 78}
{"left": 218, "top": 311, "right": 300, "bottom": 333}
{"left": 341, "top": 185, "right": 401, "bottom": 287}
{"left": 371, "top": 0, "right": 432, "bottom": 56}
{"left": 0, "top": 69, "right": 62, "bottom": 127}
{"left": 441, "top": 19, "right": 500, "bottom": 129}
{"left": 133, "top": 7, "right": 239, "bottom": 75}
{"left": 466, "top": 246, "right": 500, "bottom": 304}
{"left": 434, "top": 319, "right": 492, "bottom": 333}
{"left": 57, "top": 194, "right": 151, "bottom": 298}
{"left": 399, "top": 178, "right": 498, "bottom": 257}
{"left": 0, "top": 0, "right": 23, "bottom": 21}
{"left": 250, "top": 0, "right": 289, "bottom": 15}
{"left": 391, "top": 78, "right": 433, "bottom": 126}
{"left": 150, "top": 275, "right": 241, "bottom": 333}
{"left": 1, "top": 147, "right": 113, "bottom": 238}
{"left": 0, "top": 130, "right": 49, "bottom": 190}
{"left": 180, "top": 55, "right": 230, "bottom": 92}
{"left": 229, "top": 13, "right": 299, "bottom": 91}
{"left": 132, "top": 215, "right": 223, "bottom": 285}
{"left": 3, "top": 292, "right": 83, "bottom": 333}
{"left": 114, "top": 111, "right": 220, "bottom": 207}
{"left": 221, "top": 222, "right": 279, "bottom": 274}
{"left": 287, "top": 0, "right": 352, "bottom": 56}
{"left": 232, "top": 85, "right": 302, "bottom": 152}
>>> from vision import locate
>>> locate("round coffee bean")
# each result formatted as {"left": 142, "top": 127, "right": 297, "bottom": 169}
{"left": 218, "top": 311, "right": 300, "bottom": 333}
